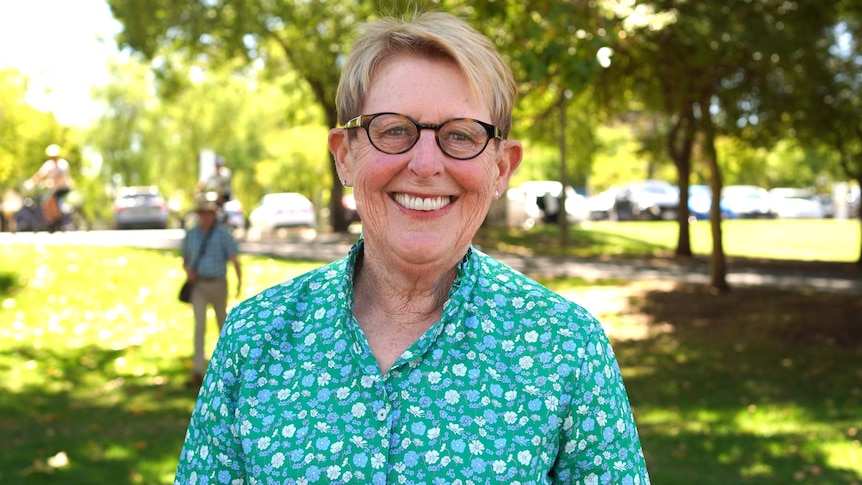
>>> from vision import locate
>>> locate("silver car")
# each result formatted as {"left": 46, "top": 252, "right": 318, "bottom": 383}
{"left": 113, "top": 186, "right": 169, "bottom": 229}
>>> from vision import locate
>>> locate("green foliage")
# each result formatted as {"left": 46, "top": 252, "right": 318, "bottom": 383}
{"left": 0, "top": 69, "right": 77, "bottom": 189}
{"left": 0, "top": 271, "right": 16, "bottom": 294}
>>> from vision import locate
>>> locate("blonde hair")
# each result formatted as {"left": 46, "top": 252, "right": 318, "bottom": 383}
{"left": 335, "top": 11, "right": 516, "bottom": 137}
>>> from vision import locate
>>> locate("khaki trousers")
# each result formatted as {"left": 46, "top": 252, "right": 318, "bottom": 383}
{"left": 190, "top": 277, "right": 228, "bottom": 375}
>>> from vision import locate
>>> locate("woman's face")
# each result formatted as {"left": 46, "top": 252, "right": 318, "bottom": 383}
{"left": 330, "top": 54, "right": 522, "bottom": 268}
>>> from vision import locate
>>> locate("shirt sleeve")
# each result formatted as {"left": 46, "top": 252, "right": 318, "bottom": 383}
{"left": 552, "top": 321, "right": 651, "bottom": 484}
{"left": 174, "top": 322, "right": 245, "bottom": 483}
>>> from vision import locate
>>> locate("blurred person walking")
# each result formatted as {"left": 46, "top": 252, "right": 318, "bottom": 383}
{"left": 180, "top": 194, "right": 241, "bottom": 387}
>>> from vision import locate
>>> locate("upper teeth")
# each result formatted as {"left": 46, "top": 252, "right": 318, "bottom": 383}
{"left": 394, "top": 193, "right": 451, "bottom": 211}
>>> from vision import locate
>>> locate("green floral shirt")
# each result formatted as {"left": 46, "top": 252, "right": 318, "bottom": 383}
{"left": 175, "top": 242, "right": 650, "bottom": 485}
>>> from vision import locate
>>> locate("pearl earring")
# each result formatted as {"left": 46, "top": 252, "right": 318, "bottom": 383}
{"left": 494, "top": 190, "right": 500, "bottom": 199}
{"left": 340, "top": 179, "right": 347, "bottom": 187}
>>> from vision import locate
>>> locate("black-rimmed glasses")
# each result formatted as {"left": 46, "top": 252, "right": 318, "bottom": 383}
{"left": 342, "top": 112, "right": 503, "bottom": 160}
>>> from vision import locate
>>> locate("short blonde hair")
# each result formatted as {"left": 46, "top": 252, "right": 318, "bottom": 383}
{"left": 335, "top": 11, "right": 516, "bottom": 137}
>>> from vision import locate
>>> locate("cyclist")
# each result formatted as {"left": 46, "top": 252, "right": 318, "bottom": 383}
{"left": 24, "top": 144, "right": 73, "bottom": 228}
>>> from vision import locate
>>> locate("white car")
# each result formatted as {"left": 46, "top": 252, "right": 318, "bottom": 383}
{"left": 721, "top": 185, "right": 776, "bottom": 219}
{"left": 772, "top": 197, "right": 825, "bottom": 219}
{"left": 248, "top": 192, "right": 316, "bottom": 232}
{"left": 516, "top": 180, "right": 590, "bottom": 228}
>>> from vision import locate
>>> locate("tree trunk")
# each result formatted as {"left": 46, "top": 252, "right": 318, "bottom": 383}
{"left": 667, "top": 105, "right": 697, "bottom": 257}
{"left": 700, "top": 102, "right": 730, "bottom": 293}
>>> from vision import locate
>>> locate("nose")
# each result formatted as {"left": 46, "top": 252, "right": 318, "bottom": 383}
{"left": 407, "top": 130, "right": 445, "bottom": 177}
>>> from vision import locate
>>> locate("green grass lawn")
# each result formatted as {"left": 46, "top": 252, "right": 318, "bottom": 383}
{"left": 0, "top": 244, "right": 320, "bottom": 484}
{"left": 1, "top": 224, "right": 860, "bottom": 484}
{"left": 476, "top": 218, "right": 861, "bottom": 262}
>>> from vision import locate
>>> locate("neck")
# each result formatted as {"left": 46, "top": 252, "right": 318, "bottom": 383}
{"left": 352, "top": 247, "right": 458, "bottom": 326}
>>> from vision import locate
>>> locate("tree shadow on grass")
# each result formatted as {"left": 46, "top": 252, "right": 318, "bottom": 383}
{"left": 614, "top": 283, "right": 862, "bottom": 485}
{"left": 0, "top": 344, "right": 198, "bottom": 485}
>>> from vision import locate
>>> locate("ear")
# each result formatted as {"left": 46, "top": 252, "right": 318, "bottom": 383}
{"left": 328, "top": 128, "right": 353, "bottom": 185}
{"left": 493, "top": 140, "right": 523, "bottom": 196}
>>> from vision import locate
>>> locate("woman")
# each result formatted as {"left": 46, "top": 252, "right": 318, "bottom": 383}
{"left": 175, "top": 11, "right": 650, "bottom": 484}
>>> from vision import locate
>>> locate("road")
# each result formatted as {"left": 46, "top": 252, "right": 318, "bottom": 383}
{"left": 2, "top": 228, "right": 860, "bottom": 294}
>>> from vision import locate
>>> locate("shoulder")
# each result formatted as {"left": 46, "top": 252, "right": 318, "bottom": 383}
{"left": 468, "top": 249, "right": 602, "bottom": 335}
{"left": 225, "top": 258, "right": 350, "bottom": 336}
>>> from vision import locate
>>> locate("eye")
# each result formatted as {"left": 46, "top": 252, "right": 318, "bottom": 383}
{"left": 441, "top": 121, "right": 484, "bottom": 144}
{"left": 372, "top": 117, "right": 415, "bottom": 139}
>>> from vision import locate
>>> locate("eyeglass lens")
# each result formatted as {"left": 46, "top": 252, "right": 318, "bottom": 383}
{"left": 367, "top": 114, "right": 492, "bottom": 160}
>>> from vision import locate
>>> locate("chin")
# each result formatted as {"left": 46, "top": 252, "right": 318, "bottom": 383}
{"left": 390, "top": 231, "right": 468, "bottom": 263}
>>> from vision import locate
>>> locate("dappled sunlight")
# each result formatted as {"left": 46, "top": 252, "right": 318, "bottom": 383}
{"left": 552, "top": 281, "right": 678, "bottom": 341}
{"left": 611, "top": 281, "right": 862, "bottom": 483}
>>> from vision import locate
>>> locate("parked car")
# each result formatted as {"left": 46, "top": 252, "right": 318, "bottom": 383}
{"left": 113, "top": 186, "right": 169, "bottom": 229}
{"left": 687, "top": 184, "right": 732, "bottom": 220}
{"left": 591, "top": 180, "right": 678, "bottom": 221}
{"left": 721, "top": 185, "right": 776, "bottom": 219}
{"left": 222, "top": 198, "right": 248, "bottom": 230}
{"left": 588, "top": 187, "right": 620, "bottom": 221}
{"left": 248, "top": 192, "right": 317, "bottom": 232}
{"left": 516, "top": 180, "right": 590, "bottom": 228}
{"left": 768, "top": 188, "right": 825, "bottom": 219}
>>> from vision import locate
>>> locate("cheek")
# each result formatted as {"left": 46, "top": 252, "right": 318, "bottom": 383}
{"left": 451, "top": 158, "right": 500, "bottom": 194}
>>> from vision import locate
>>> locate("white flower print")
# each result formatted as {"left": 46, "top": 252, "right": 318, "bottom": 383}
{"left": 326, "top": 465, "right": 341, "bottom": 479}
{"left": 257, "top": 436, "right": 271, "bottom": 450}
{"left": 596, "top": 410, "right": 608, "bottom": 427}
{"left": 303, "top": 333, "right": 316, "bottom": 345}
{"left": 425, "top": 450, "right": 440, "bottom": 464}
{"left": 352, "top": 402, "right": 367, "bottom": 418}
{"left": 468, "top": 440, "right": 485, "bottom": 454}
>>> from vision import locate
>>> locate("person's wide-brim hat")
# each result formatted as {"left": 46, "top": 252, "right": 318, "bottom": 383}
{"left": 194, "top": 193, "right": 219, "bottom": 212}
{"left": 195, "top": 201, "right": 218, "bottom": 212}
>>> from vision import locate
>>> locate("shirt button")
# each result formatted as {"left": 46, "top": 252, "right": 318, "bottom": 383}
{"left": 376, "top": 405, "right": 389, "bottom": 422}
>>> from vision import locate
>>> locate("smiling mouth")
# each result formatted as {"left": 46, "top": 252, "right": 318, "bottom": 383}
{"left": 393, "top": 193, "right": 453, "bottom": 211}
